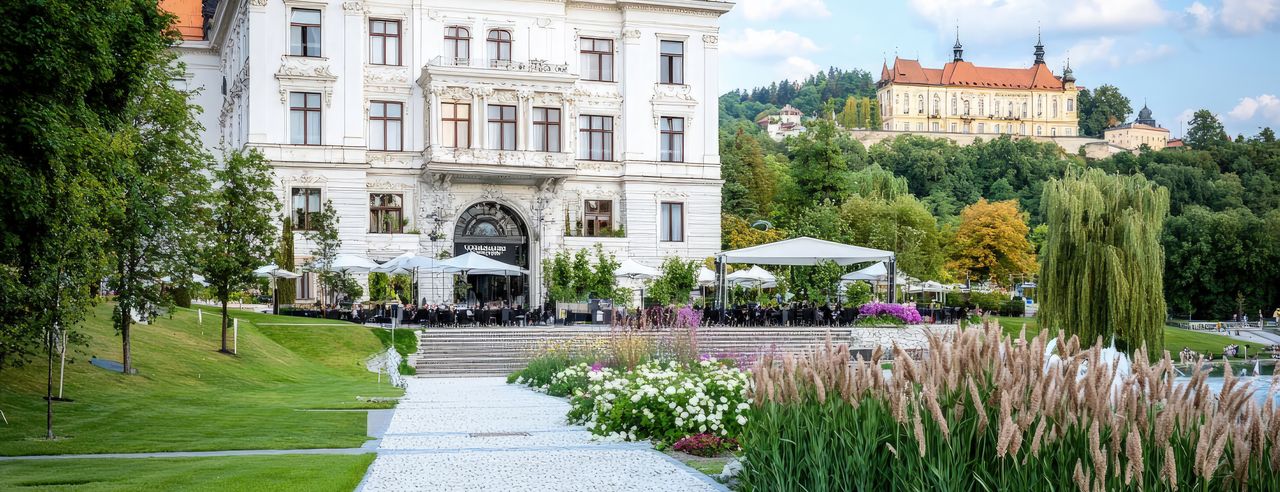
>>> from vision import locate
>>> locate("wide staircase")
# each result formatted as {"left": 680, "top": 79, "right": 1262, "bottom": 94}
{"left": 413, "top": 326, "right": 865, "bottom": 378}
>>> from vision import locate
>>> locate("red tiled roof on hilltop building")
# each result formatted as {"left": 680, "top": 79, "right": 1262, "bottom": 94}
{"left": 879, "top": 31, "right": 1076, "bottom": 91}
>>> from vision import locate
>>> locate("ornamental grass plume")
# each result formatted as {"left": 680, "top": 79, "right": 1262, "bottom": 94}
{"left": 739, "top": 319, "right": 1280, "bottom": 491}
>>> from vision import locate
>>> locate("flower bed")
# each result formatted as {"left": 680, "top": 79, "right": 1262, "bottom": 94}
{"left": 740, "top": 322, "right": 1280, "bottom": 491}
{"left": 858, "top": 302, "right": 923, "bottom": 324}
{"left": 567, "top": 359, "right": 752, "bottom": 445}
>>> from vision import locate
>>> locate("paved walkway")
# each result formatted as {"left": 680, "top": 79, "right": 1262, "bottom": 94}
{"left": 357, "top": 378, "right": 727, "bottom": 492}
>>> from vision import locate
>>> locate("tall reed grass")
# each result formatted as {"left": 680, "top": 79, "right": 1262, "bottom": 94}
{"left": 742, "top": 321, "right": 1280, "bottom": 491}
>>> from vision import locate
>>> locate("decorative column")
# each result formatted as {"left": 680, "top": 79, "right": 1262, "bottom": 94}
{"left": 517, "top": 89, "right": 533, "bottom": 151}
{"left": 342, "top": 1, "right": 367, "bottom": 146}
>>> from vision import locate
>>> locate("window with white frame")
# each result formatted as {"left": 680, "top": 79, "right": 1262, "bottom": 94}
{"left": 580, "top": 38, "right": 614, "bottom": 82}
{"left": 532, "top": 107, "right": 561, "bottom": 152}
{"left": 659, "top": 40, "right": 684, "bottom": 84}
{"left": 659, "top": 117, "right": 684, "bottom": 162}
{"left": 368, "top": 101, "right": 402, "bottom": 151}
{"left": 369, "top": 20, "right": 400, "bottom": 66}
{"left": 660, "top": 202, "right": 684, "bottom": 242}
{"left": 289, "top": 9, "right": 321, "bottom": 57}
{"left": 289, "top": 92, "right": 321, "bottom": 145}
{"left": 444, "top": 26, "right": 470, "bottom": 62}
{"left": 486, "top": 104, "right": 516, "bottom": 151}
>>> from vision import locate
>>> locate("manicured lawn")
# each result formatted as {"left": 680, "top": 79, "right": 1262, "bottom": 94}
{"left": 0, "top": 454, "right": 374, "bottom": 491}
{"left": 371, "top": 327, "right": 419, "bottom": 375}
{"left": 0, "top": 304, "right": 403, "bottom": 456}
{"left": 991, "top": 316, "right": 1268, "bottom": 359}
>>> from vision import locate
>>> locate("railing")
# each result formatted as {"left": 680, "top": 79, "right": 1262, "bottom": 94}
{"left": 427, "top": 56, "right": 570, "bottom": 74}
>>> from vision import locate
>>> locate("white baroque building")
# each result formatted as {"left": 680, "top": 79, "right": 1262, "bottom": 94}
{"left": 173, "top": 0, "right": 732, "bottom": 306}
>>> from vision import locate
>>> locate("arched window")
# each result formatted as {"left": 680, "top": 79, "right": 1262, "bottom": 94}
{"left": 918, "top": 95, "right": 924, "bottom": 114}
{"left": 1022, "top": 102, "right": 1028, "bottom": 118}
{"left": 487, "top": 29, "right": 512, "bottom": 64}
{"left": 963, "top": 100, "right": 970, "bottom": 116}
{"left": 1052, "top": 98, "right": 1059, "bottom": 118}
{"left": 902, "top": 92, "right": 910, "bottom": 114}
{"left": 444, "top": 26, "right": 470, "bottom": 63}
{"left": 978, "top": 99, "right": 985, "bottom": 116}
{"left": 932, "top": 95, "right": 940, "bottom": 115}
{"left": 951, "top": 95, "right": 957, "bottom": 115}
{"left": 994, "top": 101, "right": 1001, "bottom": 116}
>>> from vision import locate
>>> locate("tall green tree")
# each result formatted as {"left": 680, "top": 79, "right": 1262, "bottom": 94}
{"left": 275, "top": 217, "right": 297, "bottom": 304}
{"left": 107, "top": 50, "right": 212, "bottom": 375}
{"left": 1184, "top": 109, "right": 1229, "bottom": 149}
{"left": 304, "top": 200, "right": 342, "bottom": 308}
{"left": 1077, "top": 84, "right": 1132, "bottom": 137}
{"left": 200, "top": 150, "right": 277, "bottom": 354}
{"left": 837, "top": 97, "right": 858, "bottom": 128}
{"left": 0, "top": 0, "right": 175, "bottom": 439}
{"left": 1039, "top": 169, "right": 1168, "bottom": 356}
{"left": 649, "top": 257, "right": 698, "bottom": 306}
{"left": 786, "top": 119, "right": 854, "bottom": 207}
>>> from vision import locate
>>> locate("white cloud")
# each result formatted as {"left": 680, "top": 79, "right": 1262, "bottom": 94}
{"left": 1062, "top": 37, "right": 1173, "bottom": 68}
{"left": 722, "top": 29, "right": 821, "bottom": 59}
{"left": 779, "top": 56, "right": 821, "bottom": 80}
{"left": 738, "top": 0, "right": 831, "bottom": 22}
{"left": 1184, "top": 2, "right": 1216, "bottom": 32}
{"left": 1220, "top": 0, "right": 1280, "bottom": 34}
{"left": 908, "top": 0, "right": 1167, "bottom": 43}
{"left": 1228, "top": 94, "right": 1280, "bottom": 123}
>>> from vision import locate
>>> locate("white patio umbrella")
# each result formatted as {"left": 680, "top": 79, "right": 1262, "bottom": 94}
{"left": 440, "top": 253, "right": 528, "bottom": 305}
{"left": 305, "top": 254, "right": 380, "bottom": 306}
{"left": 373, "top": 253, "right": 451, "bottom": 304}
{"left": 615, "top": 259, "right": 659, "bottom": 306}
{"left": 254, "top": 265, "right": 300, "bottom": 315}
{"left": 696, "top": 267, "right": 717, "bottom": 287}
{"left": 727, "top": 265, "right": 777, "bottom": 288}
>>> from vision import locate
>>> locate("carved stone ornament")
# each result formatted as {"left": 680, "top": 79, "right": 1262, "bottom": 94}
{"left": 532, "top": 92, "right": 563, "bottom": 106}
{"left": 622, "top": 29, "right": 641, "bottom": 41}
{"left": 702, "top": 34, "right": 719, "bottom": 46}
{"left": 248, "top": 0, "right": 268, "bottom": 7}
{"left": 488, "top": 90, "right": 518, "bottom": 104}
{"left": 341, "top": 1, "right": 366, "bottom": 14}
{"left": 652, "top": 83, "right": 696, "bottom": 102}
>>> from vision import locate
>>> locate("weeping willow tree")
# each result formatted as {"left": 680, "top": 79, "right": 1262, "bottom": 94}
{"left": 1039, "top": 168, "right": 1169, "bottom": 356}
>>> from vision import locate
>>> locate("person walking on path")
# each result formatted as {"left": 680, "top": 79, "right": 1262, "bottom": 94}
{"left": 1272, "top": 307, "right": 1279, "bottom": 327}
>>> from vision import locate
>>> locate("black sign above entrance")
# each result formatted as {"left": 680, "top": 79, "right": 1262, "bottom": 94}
{"left": 456, "top": 242, "right": 519, "bottom": 265}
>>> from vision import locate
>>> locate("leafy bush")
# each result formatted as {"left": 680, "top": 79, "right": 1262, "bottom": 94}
{"left": 507, "top": 337, "right": 608, "bottom": 388}
{"left": 855, "top": 314, "right": 906, "bottom": 326}
{"left": 568, "top": 360, "right": 751, "bottom": 445}
{"left": 858, "top": 302, "right": 922, "bottom": 324}
{"left": 673, "top": 433, "right": 739, "bottom": 457}
{"left": 1000, "top": 298, "right": 1026, "bottom": 316}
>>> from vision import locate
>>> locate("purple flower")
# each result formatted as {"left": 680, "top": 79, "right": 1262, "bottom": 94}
{"left": 590, "top": 361, "right": 604, "bottom": 372}
{"left": 858, "top": 302, "right": 923, "bottom": 324}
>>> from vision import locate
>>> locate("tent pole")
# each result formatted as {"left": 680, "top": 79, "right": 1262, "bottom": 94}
{"left": 888, "top": 259, "right": 898, "bottom": 304}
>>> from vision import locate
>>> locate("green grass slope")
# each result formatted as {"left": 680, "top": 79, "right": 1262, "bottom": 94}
{"left": 0, "top": 454, "right": 375, "bottom": 491}
{"left": 0, "top": 304, "right": 402, "bottom": 456}
{"left": 994, "top": 316, "right": 1268, "bottom": 358}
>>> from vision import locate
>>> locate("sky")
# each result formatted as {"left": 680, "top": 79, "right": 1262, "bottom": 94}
{"left": 718, "top": 0, "right": 1280, "bottom": 138}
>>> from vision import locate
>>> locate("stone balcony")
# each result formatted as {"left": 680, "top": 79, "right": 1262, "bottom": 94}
{"left": 423, "top": 145, "right": 576, "bottom": 180}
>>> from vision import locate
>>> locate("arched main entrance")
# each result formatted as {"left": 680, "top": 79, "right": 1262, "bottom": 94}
{"left": 453, "top": 201, "right": 529, "bottom": 307}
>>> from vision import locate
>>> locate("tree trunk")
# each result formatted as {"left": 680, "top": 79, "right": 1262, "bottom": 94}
{"left": 220, "top": 298, "right": 230, "bottom": 354}
{"left": 45, "top": 324, "right": 54, "bottom": 440}
{"left": 121, "top": 315, "right": 132, "bottom": 374}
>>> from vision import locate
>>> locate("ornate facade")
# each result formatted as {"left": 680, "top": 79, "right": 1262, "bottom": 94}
{"left": 877, "top": 33, "right": 1080, "bottom": 138}
{"left": 171, "top": 0, "right": 732, "bottom": 305}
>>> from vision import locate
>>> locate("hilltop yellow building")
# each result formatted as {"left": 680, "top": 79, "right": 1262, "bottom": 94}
{"left": 877, "top": 34, "right": 1080, "bottom": 137}
{"left": 1104, "top": 104, "right": 1171, "bottom": 151}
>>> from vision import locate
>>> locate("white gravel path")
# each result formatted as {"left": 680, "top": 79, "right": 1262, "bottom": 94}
{"left": 358, "top": 377, "right": 727, "bottom": 492}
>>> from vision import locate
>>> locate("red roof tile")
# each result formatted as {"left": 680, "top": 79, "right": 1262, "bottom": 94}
{"left": 881, "top": 57, "right": 1066, "bottom": 90}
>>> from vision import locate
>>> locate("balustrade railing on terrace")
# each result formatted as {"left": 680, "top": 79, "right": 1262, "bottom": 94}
{"left": 428, "top": 56, "right": 570, "bottom": 74}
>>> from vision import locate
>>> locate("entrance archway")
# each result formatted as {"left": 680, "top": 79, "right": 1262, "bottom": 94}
{"left": 453, "top": 201, "right": 529, "bottom": 307}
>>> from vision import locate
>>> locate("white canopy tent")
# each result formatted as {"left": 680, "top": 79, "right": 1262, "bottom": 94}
{"left": 614, "top": 259, "right": 659, "bottom": 307}
{"left": 696, "top": 267, "right": 717, "bottom": 287}
{"left": 726, "top": 265, "right": 777, "bottom": 288}
{"left": 840, "top": 262, "right": 888, "bottom": 282}
{"left": 614, "top": 259, "right": 659, "bottom": 280}
{"left": 308, "top": 253, "right": 381, "bottom": 274}
{"left": 908, "top": 280, "right": 949, "bottom": 305}
{"left": 253, "top": 265, "right": 300, "bottom": 315}
{"left": 371, "top": 253, "right": 453, "bottom": 304}
{"left": 714, "top": 237, "right": 898, "bottom": 309}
